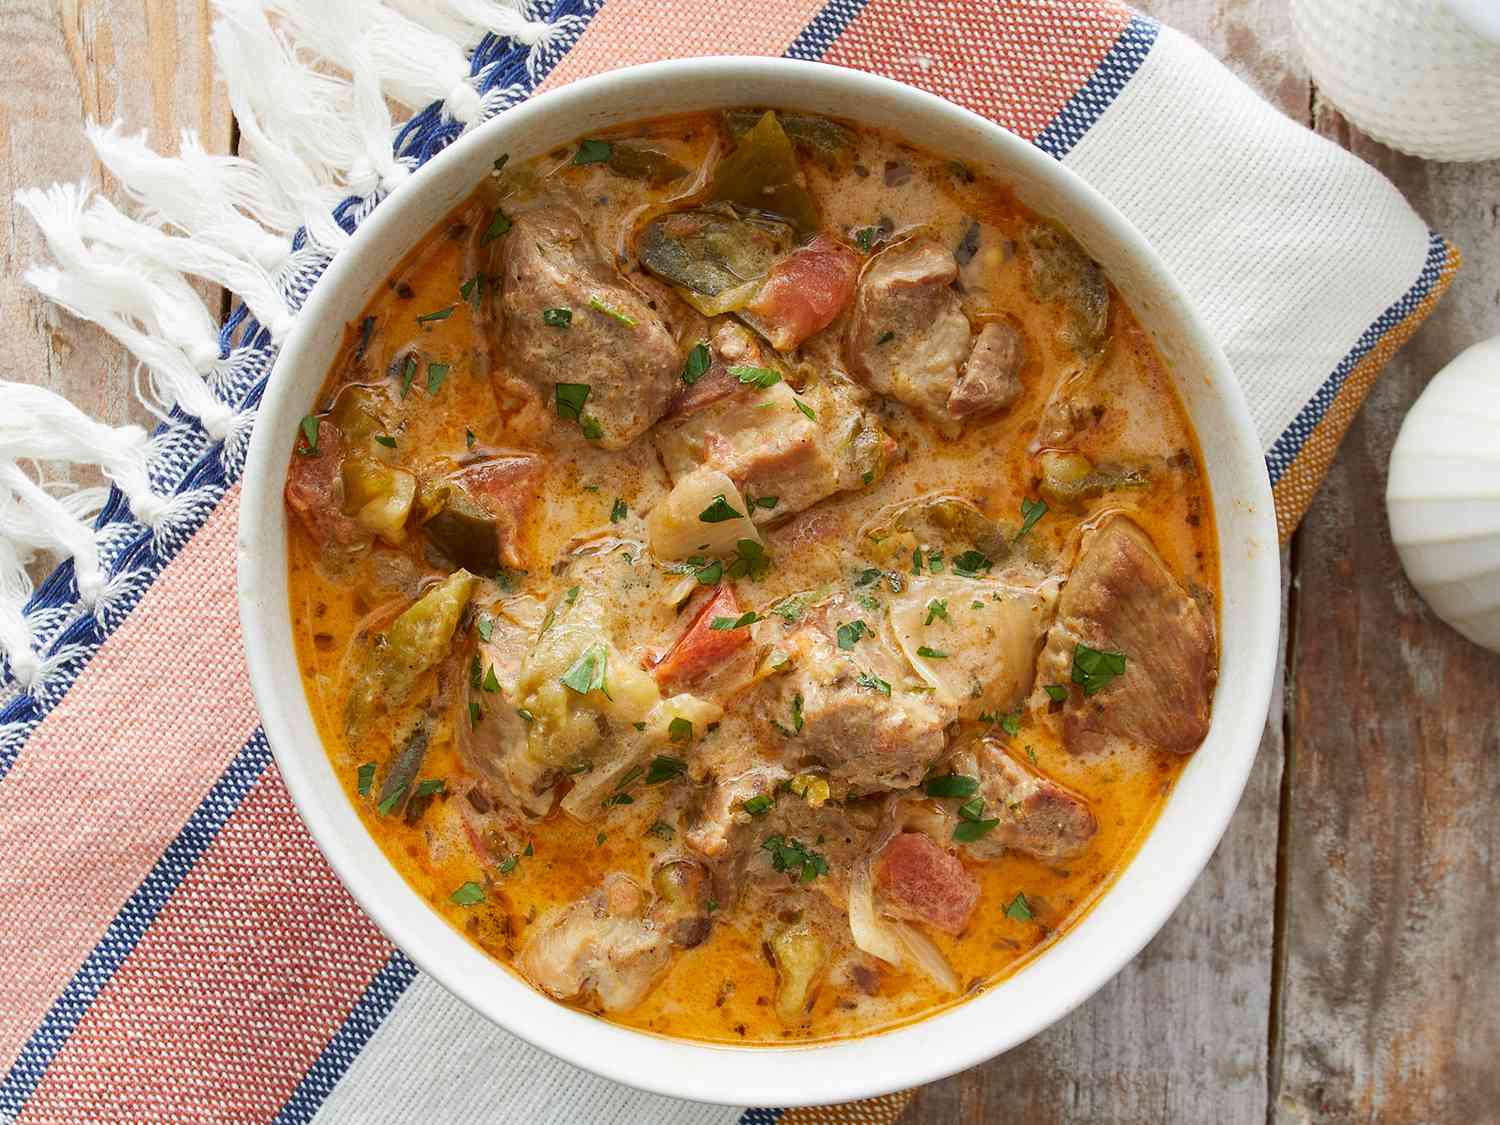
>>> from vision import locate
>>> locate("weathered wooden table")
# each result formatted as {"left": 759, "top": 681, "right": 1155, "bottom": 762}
{"left": 4, "top": 2, "right": 1496, "bottom": 1120}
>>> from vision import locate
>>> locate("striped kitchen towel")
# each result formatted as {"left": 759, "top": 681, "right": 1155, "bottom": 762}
{"left": 0, "top": 1, "right": 1456, "bottom": 1122}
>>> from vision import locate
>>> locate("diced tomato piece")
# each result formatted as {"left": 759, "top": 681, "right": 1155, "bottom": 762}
{"left": 747, "top": 235, "right": 860, "bottom": 351}
{"left": 653, "top": 585, "right": 750, "bottom": 688}
{"left": 284, "top": 419, "right": 363, "bottom": 551}
{"left": 453, "top": 454, "right": 545, "bottom": 568}
{"left": 875, "top": 832, "right": 979, "bottom": 935}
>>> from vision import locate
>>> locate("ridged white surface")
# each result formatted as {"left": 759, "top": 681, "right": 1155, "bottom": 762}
{"left": 1388, "top": 336, "right": 1500, "bottom": 651}
{"left": 1292, "top": 0, "right": 1500, "bottom": 161}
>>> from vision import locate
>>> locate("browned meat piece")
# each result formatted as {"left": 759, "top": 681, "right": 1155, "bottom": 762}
{"left": 498, "top": 206, "right": 679, "bottom": 449}
{"left": 422, "top": 454, "right": 544, "bottom": 572}
{"left": 656, "top": 323, "right": 893, "bottom": 522}
{"left": 284, "top": 419, "right": 364, "bottom": 552}
{"left": 875, "top": 831, "right": 979, "bottom": 934}
{"left": 846, "top": 236, "right": 972, "bottom": 429}
{"left": 949, "top": 319, "right": 1025, "bottom": 419}
{"left": 1037, "top": 516, "right": 1216, "bottom": 755}
{"left": 765, "top": 594, "right": 953, "bottom": 795}
{"left": 518, "top": 873, "right": 672, "bottom": 1011}
{"left": 457, "top": 619, "right": 554, "bottom": 818}
{"left": 451, "top": 455, "right": 544, "bottom": 568}
{"left": 958, "top": 737, "right": 1096, "bottom": 862}
{"left": 684, "top": 762, "right": 790, "bottom": 859}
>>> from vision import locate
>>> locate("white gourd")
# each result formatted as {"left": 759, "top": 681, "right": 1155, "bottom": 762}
{"left": 1386, "top": 335, "right": 1500, "bottom": 652}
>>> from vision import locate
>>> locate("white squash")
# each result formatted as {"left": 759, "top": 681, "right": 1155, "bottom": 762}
{"left": 1386, "top": 335, "right": 1500, "bottom": 652}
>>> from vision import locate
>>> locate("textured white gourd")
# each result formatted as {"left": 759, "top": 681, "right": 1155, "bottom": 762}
{"left": 1291, "top": 0, "right": 1500, "bottom": 162}
{"left": 1387, "top": 336, "right": 1500, "bottom": 652}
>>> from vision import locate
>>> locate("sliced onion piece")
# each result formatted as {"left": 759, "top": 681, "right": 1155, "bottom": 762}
{"left": 891, "top": 920, "right": 961, "bottom": 994}
{"left": 847, "top": 859, "right": 906, "bottom": 966}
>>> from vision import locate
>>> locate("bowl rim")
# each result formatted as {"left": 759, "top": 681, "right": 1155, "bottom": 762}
{"left": 237, "top": 55, "right": 1280, "bottom": 1108}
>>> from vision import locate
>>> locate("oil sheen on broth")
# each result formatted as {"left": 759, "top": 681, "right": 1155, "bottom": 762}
{"left": 285, "top": 110, "right": 1219, "bottom": 1045}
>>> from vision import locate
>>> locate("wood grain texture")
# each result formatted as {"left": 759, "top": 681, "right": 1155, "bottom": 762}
{"left": 1271, "top": 104, "right": 1500, "bottom": 1124}
{"left": 0, "top": 0, "right": 230, "bottom": 494}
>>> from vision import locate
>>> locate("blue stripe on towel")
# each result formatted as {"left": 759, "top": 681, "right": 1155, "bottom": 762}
{"left": 1034, "top": 14, "right": 1160, "bottom": 160}
{"left": 0, "top": 732, "right": 272, "bottom": 1119}
{"left": 784, "top": 0, "right": 872, "bottom": 60}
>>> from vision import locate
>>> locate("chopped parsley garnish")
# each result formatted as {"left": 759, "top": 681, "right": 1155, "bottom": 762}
{"left": 481, "top": 208, "right": 511, "bottom": 244}
{"left": 729, "top": 365, "right": 781, "bottom": 389}
{"left": 426, "top": 361, "right": 450, "bottom": 394}
{"left": 377, "top": 784, "right": 406, "bottom": 816}
{"left": 711, "top": 611, "right": 763, "bottom": 630}
{"left": 542, "top": 307, "right": 572, "bottom": 328}
{"left": 666, "top": 718, "right": 694, "bottom": 745}
{"left": 565, "top": 585, "right": 580, "bottom": 605}
{"left": 555, "top": 381, "right": 590, "bottom": 421}
{"left": 466, "top": 428, "right": 476, "bottom": 449}
{"left": 681, "top": 342, "right": 711, "bottom": 384}
{"left": 747, "top": 493, "right": 779, "bottom": 511}
{"left": 610, "top": 497, "right": 627, "bottom": 523}
{"left": 924, "top": 598, "right": 949, "bottom": 626}
{"left": 916, "top": 645, "right": 948, "bottom": 659}
{"left": 415, "top": 778, "right": 445, "bottom": 797}
{"left": 459, "top": 274, "right": 481, "bottom": 304}
{"left": 725, "top": 539, "right": 770, "bottom": 580}
{"left": 762, "top": 835, "right": 829, "bottom": 883}
{"left": 481, "top": 665, "right": 500, "bottom": 693}
{"left": 954, "top": 817, "right": 1000, "bottom": 843}
{"left": 952, "top": 549, "right": 994, "bottom": 577}
{"left": 856, "top": 568, "right": 883, "bottom": 587}
{"left": 416, "top": 305, "right": 456, "bottom": 325}
{"left": 1000, "top": 711, "right": 1022, "bottom": 736}
{"left": 1004, "top": 891, "right": 1034, "bottom": 922}
{"left": 497, "top": 855, "right": 518, "bottom": 874}
{"left": 742, "top": 794, "right": 774, "bottom": 816}
{"left": 770, "top": 692, "right": 805, "bottom": 738}
{"left": 876, "top": 330, "right": 895, "bottom": 346}
{"left": 648, "top": 820, "right": 675, "bottom": 841}
{"left": 524, "top": 841, "right": 534, "bottom": 856}
{"left": 356, "top": 762, "right": 375, "bottom": 796}
{"left": 297, "top": 414, "right": 319, "bottom": 456}
{"left": 794, "top": 398, "right": 816, "bottom": 421}
{"left": 560, "top": 643, "right": 608, "bottom": 696}
{"left": 911, "top": 547, "right": 923, "bottom": 575}
{"left": 1044, "top": 683, "right": 1070, "bottom": 702}
{"left": 604, "top": 791, "right": 634, "bottom": 807}
{"left": 923, "top": 774, "right": 979, "bottom": 798}
{"left": 574, "top": 138, "right": 612, "bottom": 164}
{"left": 399, "top": 353, "right": 418, "bottom": 397}
{"left": 646, "top": 754, "right": 688, "bottom": 782}
{"left": 373, "top": 434, "right": 397, "bottom": 448}
{"left": 688, "top": 557, "right": 723, "bottom": 585}
{"left": 588, "top": 295, "right": 637, "bottom": 326}
{"left": 699, "top": 494, "right": 744, "bottom": 523}
{"left": 957, "top": 795, "right": 986, "bottom": 821}
{"left": 596, "top": 832, "right": 607, "bottom": 846}
{"left": 450, "top": 881, "right": 486, "bottom": 906}
{"left": 857, "top": 671, "right": 891, "bottom": 696}
{"left": 467, "top": 701, "right": 482, "bottom": 726}
{"left": 614, "top": 765, "right": 644, "bottom": 791}
{"left": 836, "top": 619, "right": 870, "bottom": 650}
{"left": 580, "top": 416, "right": 604, "bottom": 440}
{"left": 517, "top": 708, "right": 535, "bottom": 723}
{"left": 1017, "top": 496, "right": 1048, "bottom": 539}
{"left": 476, "top": 615, "right": 494, "bottom": 642}
{"left": 706, "top": 898, "right": 719, "bottom": 913}
{"left": 854, "top": 226, "right": 879, "bottom": 252}
{"left": 1072, "top": 644, "right": 1127, "bottom": 695}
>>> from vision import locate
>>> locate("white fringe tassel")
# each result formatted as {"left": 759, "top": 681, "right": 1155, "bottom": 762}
{"left": 0, "top": 0, "right": 576, "bottom": 694}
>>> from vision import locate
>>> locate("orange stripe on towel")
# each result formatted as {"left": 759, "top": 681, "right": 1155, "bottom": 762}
{"left": 1271, "top": 240, "right": 1462, "bottom": 540}
{"left": 0, "top": 486, "right": 259, "bottom": 1073}
{"left": 18, "top": 764, "right": 391, "bottom": 1125}
{"left": 537, "top": 0, "right": 829, "bottom": 92}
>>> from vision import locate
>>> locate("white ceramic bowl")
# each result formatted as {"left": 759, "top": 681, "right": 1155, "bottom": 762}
{"left": 238, "top": 58, "right": 1280, "bottom": 1108}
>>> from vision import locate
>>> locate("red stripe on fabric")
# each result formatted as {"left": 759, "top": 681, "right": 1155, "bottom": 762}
{"left": 19, "top": 765, "right": 393, "bottom": 1125}
{"left": 0, "top": 486, "right": 260, "bottom": 1072}
{"left": 537, "top": 0, "right": 827, "bottom": 91}
{"left": 819, "top": 0, "right": 1131, "bottom": 140}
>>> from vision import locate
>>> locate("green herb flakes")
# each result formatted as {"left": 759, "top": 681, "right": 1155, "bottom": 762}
{"left": 761, "top": 834, "right": 829, "bottom": 884}
{"left": 648, "top": 820, "right": 675, "bottom": 841}
{"left": 1017, "top": 496, "right": 1048, "bottom": 539}
{"left": 854, "top": 226, "right": 879, "bottom": 252}
{"left": 1004, "top": 891, "right": 1034, "bottom": 922}
{"left": 560, "top": 643, "right": 608, "bottom": 696}
{"left": 836, "top": 619, "right": 869, "bottom": 650}
{"left": 481, "top": 209, "right": 511, "bottom": 244}
{"left": 647, "top": 754, "right": 688, "bottom": 783}
{"left": 356, "top": 762, "right": 375, "bottom": 796}
{"left": 609, "top": 497, "right": 628, "bottom": 524}
{"left": 377, "top": 784, "right": 406, "bottom": 816}
{"left": 450, "top": 881, "right": 486, "bottom": 906}
{"left": 711, "top": 611, "right": 763, "bottom": 631}
{"left": 497, "top": 855, "right": 518, "bottom": 874}
{"left": 794, "top": 398, "right": 816, "bottom": 421}
{"left": 725, "top": 539, "right": 770, "bottom": 580}
{"left": 415, "top": 778, "right": 446, "bottom": 797}
{"left": 1000, "top": 712, "right": 1022, "bottom": 736}
{"left": 1044, "top": 683, "right": 1070, "bottom": 703}
{"left": 916, "top": 645, "right": 948, "bottom": 659}
{"left": 426, "top": 361, "right": 450, "bottom": 394}
{"left": 743, "top": 794, "right": 773, "bottom": 816}
{"left": 699, "top": 494, "right": 744, "bottom": 523}
{"left": 923, "top": 774, "right": 979, "bottom": 798}
{"left": 555, "top": 382, "right": 590, "bottom": 422}
{"left": 857, "top": 671, "right": 891, "bottom": 696}
{"left": 876, "top": 330, "right": 895, "bottom": 346}
{"left": 729, "top": 365, "right": 781, "bottom": 389}
{"left": 466, "top": 428, "right": 476, "bottom": 449}
{"left": 542, "top": 307, "right": 572, "bottom": 328}
{"left": 298, "top": 414, "right": 319, "bottom": 455}
{"left": 954, "top": 817, "right": 1000, "bottom": 843}
{"left": 924, "top": 598, "right": 949, "bottom": 626}
{"left": 399, "top": 353, "right": 418, "bottom": 397}
{"left": 952, "top": 549, "right": 994, "bottom": 577}
{"left": 588, "top": 295, "right": 637, "bottom": 326}
{"left": 416, "top": 305, "right": 456, "bottom": 325}
{"left": 681, "top": 342, "right": 711, "bottom": 384}
{"left": 481, "top": 665, "right": 500, "bottom": 693}
{"left": 1072, "top": 643, "right": 1127, "bottom": 695}
{"left": 373, "top": 434, "right": 397, "bottom": 448}
{"left": 667, "top": 718, "right": 694, "bottom": 744}
{"left": 476, "top": 615, "right": 494, "bottom": 642}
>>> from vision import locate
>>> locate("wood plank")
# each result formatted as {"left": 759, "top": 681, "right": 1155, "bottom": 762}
{"left": 1272, "top": 103, "right": 1500, "bottom": 1122}
{"left": 903, "top": 3, "right": 1302, "bottom": 1119}
{"left": 0, "top": 0, "right": 231, "bottom": 539}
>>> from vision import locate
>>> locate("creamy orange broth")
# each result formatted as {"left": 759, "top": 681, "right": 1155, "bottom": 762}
{"left": 287, "top": 110, "right": 1216, "bottom": 1044}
